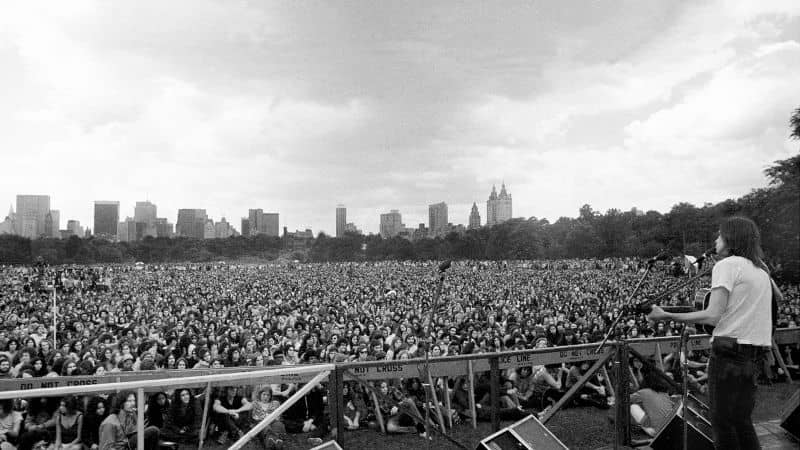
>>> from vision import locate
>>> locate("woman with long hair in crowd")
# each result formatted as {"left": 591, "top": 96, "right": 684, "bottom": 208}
{"left": 82, "top": 396, "right": 109, "bottom": 450}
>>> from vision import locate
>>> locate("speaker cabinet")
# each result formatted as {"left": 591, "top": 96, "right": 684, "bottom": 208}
{"left": 309, "top": 441, "right": 343, "bottom": 450}
{"left": 476, "top": 415, "right": 567, "bottom": 450}
{"left": 650, "top": 394, "right": 713, "bottom": 450}
{"left": 780, "top": 388, "right": 800, "bottom": 440}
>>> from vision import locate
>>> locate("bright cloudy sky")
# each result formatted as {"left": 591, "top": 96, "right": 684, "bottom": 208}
{"left": 1, "top": 0, "right": 798, "bottom": 235}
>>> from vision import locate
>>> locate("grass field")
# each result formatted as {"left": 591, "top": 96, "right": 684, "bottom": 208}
{"left": 195, "top": 381, "right": 796, "bottom": 449}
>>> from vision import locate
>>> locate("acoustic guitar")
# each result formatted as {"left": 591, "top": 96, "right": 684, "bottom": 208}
{"left": 636, "top": 288, "right": 715, "bottom": 335}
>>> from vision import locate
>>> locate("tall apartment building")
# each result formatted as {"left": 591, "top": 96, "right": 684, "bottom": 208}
{"left": 379, "top": 210, "right": 404, "bottom": 238}
{"left": 67, "top": 220, "right": 83, "bottom": 237}
{"left": 468, "top": 203, "right": 481, "bottom": 229}
{"left": 336, "top": 205, "right": 346, "bottom": 238}
{"left": 214, "top": 217, "right": 233, "bottom": 238}
{"left": 154, "top": 218, "right": 173, "bottom": 238}
{"left": 428, "top": 202, "right": 448, "bottom": 237}
{"left": 93, "top": 201, "right": 120, "bottom": 239}
{"left": 486, "top": 183, "right": 512, "bottom": 227}
{"left": 16, "top": 195, "right": 50, "bottom": 238}
{"left": 176, "top": 209, "right": 207, "bottom": 239}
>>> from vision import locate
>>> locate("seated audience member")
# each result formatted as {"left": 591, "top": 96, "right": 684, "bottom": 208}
{"left": 250, "top": 387, "right": 286, "bottom": 449}
{"left": 164, "top": 389, "right": 197, "bottom": 441}
{"left": 98, "top": 391, "right": 160, "bottom": 450}
{"left": 211, "top": 386, "right": 251, "bottom": 445}
{"left": 0, "top": 399, "right": 22, "bottom": 450}
{"left": 82, "top": 397, "right": 109, "bottom": 450}
{"left": 53, "top": 396, "right": 83, "bottom": 450}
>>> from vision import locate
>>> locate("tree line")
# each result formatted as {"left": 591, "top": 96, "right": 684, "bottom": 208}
{"left": 1, "top": 154, "right": 797, "bottom": 281}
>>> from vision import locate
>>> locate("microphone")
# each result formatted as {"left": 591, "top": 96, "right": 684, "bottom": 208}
{"left": 438, "top": 260, "right": 452, "bottom": 272}
{"left": 647, "top": 251, "right": 670, "bottom": 265}
{"left": 695, "top": 247, "right": 717, "bottom": 265}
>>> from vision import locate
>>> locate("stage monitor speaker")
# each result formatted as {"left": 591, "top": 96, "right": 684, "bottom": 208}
{"left": 780, "top": 388, "right": 800, "bottom": 440}
{"left": 309, "top": 440, "right": 343, "bottom": 450}
{"left": 476, "top": 415, "right": 567, "bottom": 450}
{"left": 650, "top": 394, "right": 713, "bottom": 450}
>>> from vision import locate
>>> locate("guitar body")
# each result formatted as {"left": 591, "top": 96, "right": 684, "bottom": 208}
{"left": 659, "top": 288, "right": 714, "bottom": 334}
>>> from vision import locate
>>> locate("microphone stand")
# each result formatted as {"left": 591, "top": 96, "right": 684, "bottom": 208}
{"left": 595, "top": 261, "right": 654, "bottom": 353}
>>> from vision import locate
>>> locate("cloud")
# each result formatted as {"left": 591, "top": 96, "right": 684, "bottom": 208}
{"left": 0, "top": 0, "right": 798, "bottom": 235}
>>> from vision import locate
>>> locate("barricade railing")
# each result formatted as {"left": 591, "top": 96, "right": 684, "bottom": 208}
{"left": 1, "top": 328, "right": 797, "bottom": 448}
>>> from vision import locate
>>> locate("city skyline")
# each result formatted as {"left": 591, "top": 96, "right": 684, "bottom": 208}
{"left": 1, "top": 2, "right": 798, "bottom": 235}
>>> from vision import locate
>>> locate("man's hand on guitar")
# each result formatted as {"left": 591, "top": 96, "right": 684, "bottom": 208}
{"left": 646, "top": 305, "right": 669, "bottom": 321}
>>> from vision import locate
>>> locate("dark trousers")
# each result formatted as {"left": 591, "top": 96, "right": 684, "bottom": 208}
{"left": 708, "top": 338, "right": 763, "bottom": 450}
{"left": 127, "top": 426, "right": 160, "bottom": 450}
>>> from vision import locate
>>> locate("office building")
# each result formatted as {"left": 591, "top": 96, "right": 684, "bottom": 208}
{"left": 336, "top": 205, "right": 346, "bottom": 238}
{"left": 241, "top": 218, "right": 250, "bottom": 237}
{"left": 248, "top": 209, "right": 279, "bottom": 236}
{"left": 215, "top": 217, "right": 233, "bottom": 239}
{"left": 134, "top": 201, "right": 157, "bottom": 224}
{"left": 176, "top": 209, "right": 207, "bottom": 239}
{"left": 16, "top": 195, "right": 50, "bottom": 238}
{"left": 487, "top": 183, "right": 512, "bottom": 226}
{"left": 154, "top": 218, "right": 173, "bottom": 238}
{"left": 94, "top": 201, "right": 120, "bottom": 238}
{"left": 117, "top": 217, "right": 136, "bottom": 242}
{"left": 344, "top": 223, "right": 361, "bottom": 235}
{"left": 469, "top": 203, "right": 481, "bottom": 229}
{"left": 204, "top": 219, "right": 215, "bottom": 239}
{"left": 45, "top": 210, "right": 60, "bottom": 238}
{"left": 67, "top": 220, "right": 83, "bottom": 237}
{"left": 428, "top": 202, "right": 448, "bottom": 237}
{"left": 380, "top": 210, "right": 404, "bottom": 238}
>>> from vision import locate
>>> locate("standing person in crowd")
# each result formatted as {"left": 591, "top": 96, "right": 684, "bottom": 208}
{"left": 648, "top": 217, "right": 775, "bottom": 450}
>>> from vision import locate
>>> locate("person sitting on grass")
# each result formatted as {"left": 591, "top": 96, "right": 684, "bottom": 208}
{"left": 211, "top": 386, "right": 251, "bottom": 445}
{"left": 250, "top": 387, "right": 286, "bottom": 450}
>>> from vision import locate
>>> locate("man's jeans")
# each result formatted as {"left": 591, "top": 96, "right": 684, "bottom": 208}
{"left": 708, "top": 337, "right": 763, "bottom": 450}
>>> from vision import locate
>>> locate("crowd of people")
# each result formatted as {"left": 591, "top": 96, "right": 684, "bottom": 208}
{"left": 0, "top": 259, "right": 797, "bottom": 449}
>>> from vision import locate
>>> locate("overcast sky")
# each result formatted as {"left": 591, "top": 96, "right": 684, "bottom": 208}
{"left": 1, "top": 1, "right": 798, "bottom": 235}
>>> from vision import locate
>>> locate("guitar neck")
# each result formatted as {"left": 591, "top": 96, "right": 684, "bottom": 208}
{"left": 660, "top": 306, "right": 697, "bottom": 314}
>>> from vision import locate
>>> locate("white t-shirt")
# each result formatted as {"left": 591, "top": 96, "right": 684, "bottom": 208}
{"left": 711, "top": 255, "right": 772, "bottom": 347}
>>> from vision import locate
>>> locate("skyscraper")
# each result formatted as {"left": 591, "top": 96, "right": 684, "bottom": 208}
{"left": 0, "top": 206, "right": 16, "bottom": 235}
{"left": 16, "top": 195, "right": 50, "bottom": 238}
{"left": 248, "top": 209, "right": 279, "bottom": 236}
{"left": 45, "top": 210, "right": 60, "bottom": 238}
{"left": 262, "top": 213, "right": 279, "bottom": 237}
{"left": 336, "top": 205, "right": 346, "bottom": 238}
{"left": 486, "top": 183, "right": 512, "bottom": 227}
{"left": 468, "top": 203, "right": 481, "bottom": 229}
{"left": 379, "top": 210, "right": 404, "bottom": 238}
{"left": 94, "top": 201, "right": 120, "bottom": 238}
{"left": 134, "top": 201, "right": 157, "bottom": 224}
{"left": 176, "top": 209, "right": 207, "bottom": 239}
{"left": 428, "top": 202, "right": 448, "bottom": 237}
{"left": 241, "top": 218, "right": 250, "bottom": 237}
{"left": 67, "top": 220, "right": 83, "bottom": 237}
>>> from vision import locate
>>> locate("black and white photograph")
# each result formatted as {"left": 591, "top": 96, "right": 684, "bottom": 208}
{"left": 0, "top": 1, "right": 798, "bottom": 449}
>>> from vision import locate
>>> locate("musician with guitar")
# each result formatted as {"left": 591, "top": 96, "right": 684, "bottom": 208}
{"left": 646, "top": 217, "right": 773, "bottom": 450}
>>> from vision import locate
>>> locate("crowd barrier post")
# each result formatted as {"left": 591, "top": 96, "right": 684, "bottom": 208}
{"left": 539, "top": 349, "right": 614, "bottom": 424}
{"left": 370, "top": 390, "right": 386, "bottom": 433}
{"left": 442, "top": 376, "right": 453, "bottom": 429}
{"left": 329, "top": 367, "right": 346, "bottom": 447}
{"left": 467, "top": 360, "right": 477, "bottom": 429}
{"left": 198, "top": 382, "right": 212, "bottom": 450}
{"left": 489, "top": 356, "right": 500, "bottom": 431}
{"left": 614, "top": 342, "right": 631, "bottom": 448}
{"left": 426, "top": 370, "right": 446, "bottom": 431}
{"left": 137, "top": 387, "right": 145, "bottom": 450}
{"left": 772, "top": 337, "right": 793, "bottom": 383}
{"left": 601, "top": 366, "right": 615, "bottom": 400}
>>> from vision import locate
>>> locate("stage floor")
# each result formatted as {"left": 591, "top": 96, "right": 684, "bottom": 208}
{"left": 756, "top": 419, "right": 798, "bottom": 450}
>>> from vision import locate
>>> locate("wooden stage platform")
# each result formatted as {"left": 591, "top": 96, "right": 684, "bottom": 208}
{"left": 599, "top": 419, "right": 798, "bottom": 450}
